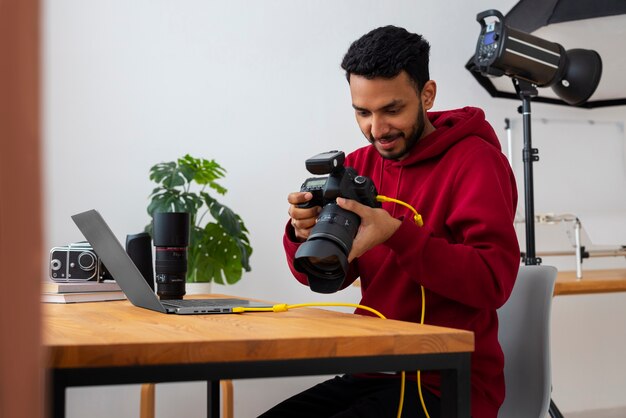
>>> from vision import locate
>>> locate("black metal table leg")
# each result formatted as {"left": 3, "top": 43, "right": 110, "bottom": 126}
{"left": 51, "top": 370, "right": 67, "bottom": 418}
{"left": 440, "top": 353, "right": 471, "bottom": 418}
{"left": 207, "top": 380, "right": 220, "bottom": 418}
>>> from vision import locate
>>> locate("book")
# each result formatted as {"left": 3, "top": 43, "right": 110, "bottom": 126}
{"left": 42, "top": 281, "right": 121, "bottom": 294}
{"left": 42, "top": 291, "right": 126, "bottom": 304}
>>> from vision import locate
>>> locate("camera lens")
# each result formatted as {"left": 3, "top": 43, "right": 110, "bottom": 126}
{"left": 309, "top": 255, "right": 340, "bottom": 271}
{"left": 153, "top": 212, "right": 190, "bottom": 300}
{"left": 294, "top": 203, "right": 358, "bottom": 293}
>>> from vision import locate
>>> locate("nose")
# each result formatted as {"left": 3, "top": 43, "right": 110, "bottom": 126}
{"left": 370, "top": 114, "right": 390, "bottom": 140}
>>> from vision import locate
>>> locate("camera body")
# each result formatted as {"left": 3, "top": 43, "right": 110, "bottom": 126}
{"left": 49, "top": 242, "right": 112, "bottom": 282}
{"left": 299, "top": 150, "right": 379, "bottom": 210}
{"left": 294, "top": 150, "right": 380, "bottom": 294}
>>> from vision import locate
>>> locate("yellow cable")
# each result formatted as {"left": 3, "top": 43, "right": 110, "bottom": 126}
{"left": 377, "top": 194, "right": 430, "bottom": 416}
{"left": 286, "top": 302, "right": 386, "bottom": 318}
{"left": 378, "top": 193, "right": 429, "bottom": 416}
{"left": 234, "top": 296, "right": 429, "bottom": 417}
{"left": 417, "top": 284, "right": 431, "bottom": 418}
{"left": 376, "top": 195, "right": 424, "bottom": 227}
{"left": 398, "top": 371, "right": 406, "bottom": 418}
{"left": 233, "top": 302, "right": 409, "bottom": 417}
{"left": 233, "top": 196, "right": 429, "bottom": 417}
{"left": 232, "top": 302, "right": 384, "bottom": 317}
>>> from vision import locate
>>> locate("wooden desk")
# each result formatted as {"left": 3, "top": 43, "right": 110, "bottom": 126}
{"left": 44, "top": 297, "right": 474, "bottom": 418}
{"left": 554, "top": 269, "right": 626, "bottom": 296}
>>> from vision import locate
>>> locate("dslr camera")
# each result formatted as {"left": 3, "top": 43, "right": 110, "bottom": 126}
{"left": 294, "top": 150, "right": 380, "bottom": 293}
{"left": 49, "top": 241, "right": 112, "bottom": 282}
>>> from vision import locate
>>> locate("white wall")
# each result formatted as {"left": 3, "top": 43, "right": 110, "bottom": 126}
{"left": 43, "top": 1, "right": 626, "bottom": 417}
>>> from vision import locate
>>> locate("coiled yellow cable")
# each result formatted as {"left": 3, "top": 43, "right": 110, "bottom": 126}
{"left": 376, "top": 195, "right": 424, "bottom": 227}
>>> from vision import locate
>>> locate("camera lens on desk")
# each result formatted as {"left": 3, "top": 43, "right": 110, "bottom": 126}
{"left": 153, "top": 212, "right": 190, "bottom": 300}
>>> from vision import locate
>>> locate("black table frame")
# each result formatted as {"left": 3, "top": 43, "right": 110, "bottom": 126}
{"left": 51, "top": 352, "right": 471, "bottom": 418}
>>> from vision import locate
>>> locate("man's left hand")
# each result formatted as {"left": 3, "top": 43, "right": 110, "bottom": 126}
{"left": 336, "top": 197, "right": 402, "bottom": 262}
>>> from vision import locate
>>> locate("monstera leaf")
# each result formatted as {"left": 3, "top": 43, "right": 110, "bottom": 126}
{"left": 146, "top": 154, "right": 252, "bottom": 284}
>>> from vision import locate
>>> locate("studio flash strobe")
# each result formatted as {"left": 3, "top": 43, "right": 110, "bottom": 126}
{"left": 472, "top": 9, "right": 602, "bottom": 105}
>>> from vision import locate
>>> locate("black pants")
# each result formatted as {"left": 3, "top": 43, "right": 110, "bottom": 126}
{"left": 258, "top": 374, "right": 441, "bottom": 418}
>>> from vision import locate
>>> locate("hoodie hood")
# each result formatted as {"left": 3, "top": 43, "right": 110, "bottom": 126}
{"left": 398, "top": 106, "right": 501, "bottom": 167}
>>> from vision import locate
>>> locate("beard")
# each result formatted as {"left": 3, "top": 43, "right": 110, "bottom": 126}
{"left": 368, "top": 104, "right": 426, "bottom": 161}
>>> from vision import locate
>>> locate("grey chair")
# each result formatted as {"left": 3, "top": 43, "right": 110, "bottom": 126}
{"left": 497, "top": 265, "right": 558, "bottom": 418}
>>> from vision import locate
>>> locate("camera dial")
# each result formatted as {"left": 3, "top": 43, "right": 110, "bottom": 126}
{"left": 78, "top": 251, "right": 97, "bottom": 271}
{"left": 50, "top": 259, "right": 62, "bottom": 271}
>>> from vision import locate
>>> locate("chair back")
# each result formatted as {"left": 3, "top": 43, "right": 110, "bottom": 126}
{"left": 497, "top": 265, "right": 557, "bottom": 418}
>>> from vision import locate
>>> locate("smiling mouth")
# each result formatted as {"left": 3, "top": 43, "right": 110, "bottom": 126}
{"left": 375, "top": 134, "right": 402, "bottom": 149}
{"left": 378, "top": 133, "right": 402, "bottom": 143}
{"left": 379, "top": 137, "right": 396, "bottom": 144}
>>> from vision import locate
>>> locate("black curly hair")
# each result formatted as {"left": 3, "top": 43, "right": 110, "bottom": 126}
{"left": 341, "top": 25, "right": 431, "bottom": 92}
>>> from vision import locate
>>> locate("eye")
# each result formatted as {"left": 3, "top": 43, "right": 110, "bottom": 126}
{"left": 356, "top": 110, "right": 370, "bottom": 117}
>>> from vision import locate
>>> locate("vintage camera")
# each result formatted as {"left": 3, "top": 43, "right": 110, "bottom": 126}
{"left": 49, "top": 241, "right": 112, "bottom": 282}
{"left": 294, "top": 150, "right": 380, "bottom": 294}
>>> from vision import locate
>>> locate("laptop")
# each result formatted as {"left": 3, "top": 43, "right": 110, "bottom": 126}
{"left": 71, "top": 209, "right": 271, "bottom": 314}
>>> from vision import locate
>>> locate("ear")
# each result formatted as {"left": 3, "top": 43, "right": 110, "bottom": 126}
{"left": 421, "top": 80, "right": 437, "bottom": 110}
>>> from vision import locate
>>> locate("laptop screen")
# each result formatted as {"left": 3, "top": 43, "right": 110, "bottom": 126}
{"left": 71, "top": 209, "right": 167, "bottom": 312}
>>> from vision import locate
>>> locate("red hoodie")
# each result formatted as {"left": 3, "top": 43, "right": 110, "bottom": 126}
{"left": 283, "top": 106, "right": 520, "bottom": 418}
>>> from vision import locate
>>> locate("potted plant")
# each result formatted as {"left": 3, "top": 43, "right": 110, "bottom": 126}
{"left": 145, "top": 154, "right": 252, "bottom": 284}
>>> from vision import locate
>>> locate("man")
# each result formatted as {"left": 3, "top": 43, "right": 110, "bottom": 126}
{"left": 267, "top": 25, "right": 520, "bottom": 418}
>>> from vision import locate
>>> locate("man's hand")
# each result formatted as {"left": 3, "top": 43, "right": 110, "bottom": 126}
{"left": 336, "top": 197, "right": 402, "bottom": 262}
{"left": 287, "top": 192, "right": 320, "bottom": 242}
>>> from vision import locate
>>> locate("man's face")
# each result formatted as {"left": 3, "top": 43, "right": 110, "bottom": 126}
{"left": 349, "top": 71, "right": 432, "bottom": 160}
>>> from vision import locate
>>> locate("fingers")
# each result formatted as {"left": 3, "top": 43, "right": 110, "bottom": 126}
{"left": 287, "top": 191, "right": 313, "bottom": 205}
{"left": 336, "top": 197, "right": 402, "bottom": 260}
{"left": 291, "top": 215, "right": 316, "bottom": 230}
{"left": 287, "top": 192, "right": 320, "bottom": 221}
{"left": 287, "top": 191, "right": 319, "bottom": 241}
{"left": 336, "top": 197, "right": 367, "bottom": 217}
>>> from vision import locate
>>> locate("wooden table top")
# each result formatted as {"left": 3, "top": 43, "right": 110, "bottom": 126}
{"left": 555, "top": 269, "right": 626, "bottom": 296}
{"left": 43, "top": 296, "right": 474, "bottom": 369}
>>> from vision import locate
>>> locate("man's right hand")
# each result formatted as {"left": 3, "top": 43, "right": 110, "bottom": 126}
{"left": 287, "top": 192, "right": 320, "bottom": 242}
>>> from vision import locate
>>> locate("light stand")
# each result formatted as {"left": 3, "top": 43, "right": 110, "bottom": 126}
{"left": 513, "top": 77, "right": 566, "bottom": 418}
{"left": 513, "top": 78, "right": 542, "bottom": 266}
{"left": 470, "top": 10, "right": 603, "bottom": 418}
